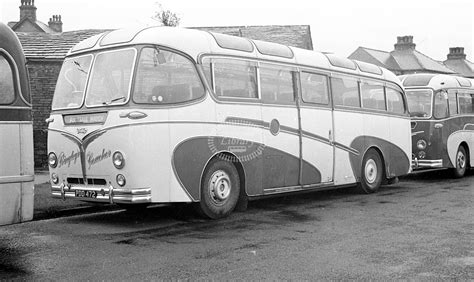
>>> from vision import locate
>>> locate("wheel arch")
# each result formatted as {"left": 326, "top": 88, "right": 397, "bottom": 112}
{"left": 362, "top": 146, "right": 387, "bottom": 181}
{"left": 200, "top": 151, "right": 247, "bottom": 201}
{"left": 459, "top": 141, "right": 470, "bottom": 168}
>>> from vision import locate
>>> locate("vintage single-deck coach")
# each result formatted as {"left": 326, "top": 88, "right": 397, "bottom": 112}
{"left": 47, "top": 26, "right": 411, "bottom": 218}
{"left": 402, "top": 73, "right": 474, "bottom": 177}
{"left": 0, "top": 22, "right": 34, "bottom": 225}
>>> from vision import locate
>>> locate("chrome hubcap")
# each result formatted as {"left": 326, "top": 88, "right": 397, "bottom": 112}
{"left": 208, "top": 170, "right": 231, "bottom": 204}
{"left": 457, "top": 151, "right": 466, "bottom": 169}
{"left": 365, "top": 159, "right": 378, "bottom": 184}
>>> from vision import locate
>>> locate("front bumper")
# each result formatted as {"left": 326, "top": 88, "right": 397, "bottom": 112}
{"left": 412, "top": 158, "right": 443, "bottom": 169}
{"left": 52, "top": 183, "right": 152, "bottom": 204}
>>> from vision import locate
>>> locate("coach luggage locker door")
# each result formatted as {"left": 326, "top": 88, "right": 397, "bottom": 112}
{"left": 299, "top": 72, "right": 334, "bottom": 185}
{"left": 260, "top": 65, "right": 300, "bottom": 192}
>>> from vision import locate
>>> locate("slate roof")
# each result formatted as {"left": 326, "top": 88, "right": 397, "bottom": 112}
{"left": 444, "top": 58, "right": 474, "bottom": 78}
{"left": 349, "top": 46, "right": 456, "bottom": 75}
{"left": 9, "top": 17, "right": 54, "bottom": 33}
{"left": 192, "top": 25, "right": 313, "bottom": 50}
{"left": 16, "top": 29, "right": 109, "bottom": 61}
{"left": 391, "top": 50, "right": 455, "bottom": 74}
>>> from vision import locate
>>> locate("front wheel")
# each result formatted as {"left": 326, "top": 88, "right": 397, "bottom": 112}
{"left": 357, "top": 149, "right": 383, "bottom": 194}
{"left": 451, "top": 146, "right": 467, "bottom": 178}
{"left": 198, "top": 159, "right": 240, "bottom": 219}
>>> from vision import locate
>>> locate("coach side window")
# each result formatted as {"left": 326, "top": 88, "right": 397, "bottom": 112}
{"left": 447, "top": 90, "right": 458, "bottom": 115}
{"left": 361, "top": 81, "right": 385, "bottom": 110}
{"left": 458, "top": 92, "right": 474, "bottom": 114}
{"left": 0, "top": 55, "right": 15, "bottom": 104}
{"left": 434, "top": 91, "right": 449, "bottom": 119}
{"left": 260, "top": 64, "right": 295, "bottom": 104}
{"left": 386, "top": 87, "right": 406, "bottom": 114}
{"left": 301, "top": 72, "right": 329, "bottom": 105}
{"left": 331, "top": 76, "right": 360, "bottom": 108}
{"left": 133, "top": 48, "right": 205, "bottom": 104}
{"left": 205, "top": 58, "right": 258, "bottom": 99}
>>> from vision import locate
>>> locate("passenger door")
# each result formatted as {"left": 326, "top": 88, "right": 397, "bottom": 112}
{"left": 259, "top": 64, "right": 301, "bottom": 191}
{"left": 299, "top": 72, "right": 334, "bottom": 185}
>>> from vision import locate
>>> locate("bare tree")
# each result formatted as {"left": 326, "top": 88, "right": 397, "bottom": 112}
{"left": 153, "top": 3, "right": 181, "bottom": 27}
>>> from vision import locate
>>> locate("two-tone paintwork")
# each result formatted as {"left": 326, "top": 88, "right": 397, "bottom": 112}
{"left": 47, "top": 26, "right": 411, "bottom": 205}
{"left": 402, "top": 74, "right": 474, "bottom": 170}
{"left": 0, "top": 22, "right": 34, "bottom": 225}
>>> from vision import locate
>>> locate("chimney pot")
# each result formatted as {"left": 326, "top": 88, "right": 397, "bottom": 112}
{"left": 394, "top": 35, "right": 416, "bottom": 51}
{"left": 447, "top": 47, "right": 466, "bottom": 60}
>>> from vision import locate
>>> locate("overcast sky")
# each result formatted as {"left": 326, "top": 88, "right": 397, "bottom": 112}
{"left": 1, "top": 0, "right": 473, "bottom": 60}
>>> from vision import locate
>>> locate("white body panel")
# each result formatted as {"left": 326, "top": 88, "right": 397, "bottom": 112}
{"left": 300, "top": 106, "right": 334, "bottom": 183}
{"left": 0, "top": 123, "right": 34, "bottom": 225}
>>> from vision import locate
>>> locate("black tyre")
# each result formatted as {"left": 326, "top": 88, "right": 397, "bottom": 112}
{"left": 451, "top": 146, "right": 467, "bottom": 178}
{"left": 358, "top": 149, "right": 383, "bottom": 194}
{"left": 198, "top": 158, "right": 240, "bottom": 219}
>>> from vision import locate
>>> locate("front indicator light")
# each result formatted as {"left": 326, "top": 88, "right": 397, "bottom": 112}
{"left": 418, "top": 151, "right": 426, "bottom": 159}
{"left": 113, "top": 151, "right": 125, "bottom": 169}
{"left": 116, "top": 174, "right": 126, "bottom": 186}
{"left": 48, "top": 152, "right": 58, "bottom": 168}
{"left": 51, "top": 173, "right": 59, "bottom": 184}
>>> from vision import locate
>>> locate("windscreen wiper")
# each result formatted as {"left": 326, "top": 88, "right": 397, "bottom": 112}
{"left": 102, "top": 96, "right": 125, "bottom": 105}
{"left": 73, "top": 61, "right": 88, "bottom": 74}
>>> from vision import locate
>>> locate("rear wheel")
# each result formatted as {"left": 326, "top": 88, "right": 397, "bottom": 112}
{"left": 198, "top": 159, "right": 240, "bottom": 219}
{"left": 451, "top": 146, "right": 467, "bottom": 178}
{"left": 358, "top": 149, "right": 383, "bottom": 194}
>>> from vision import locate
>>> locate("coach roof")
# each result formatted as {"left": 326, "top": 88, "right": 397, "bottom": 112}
{"left": 68, "top": 25, "right": 401, "bottom": 86}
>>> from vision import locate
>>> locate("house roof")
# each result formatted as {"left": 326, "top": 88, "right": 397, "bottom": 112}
{"left": 191, "top": 25, "right": 313, "bottom": 50}
{"left": 9, "top": 17, "right": 54, "bottom": 33}
{"left": 391, "top": 50, "right": 455, "bottom": 74}
{"left": 443, "top": 58, "right": 474, "bottom": 78}
{"left": 349, "top": 46, "right": 455, "bottom": 74}
{"left": 16, "top": 29, "right": 109, "bottom": 61}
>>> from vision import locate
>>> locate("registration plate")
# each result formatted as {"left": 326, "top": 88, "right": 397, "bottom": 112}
{"left": 75, "top": 190, "right": 97, "bottom": 199}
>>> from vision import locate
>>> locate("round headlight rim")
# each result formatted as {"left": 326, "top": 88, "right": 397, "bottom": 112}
{"left": 417, "top": 139, "right": 427, "bottom": 150}
{"left": 116, "top": 174, "right": 126, "bottom": 187}
{"left": 48, "top": 152, "right": 58, "bottom": 168}
{"left": 112, "top": 151, "right": 125, "bottom": 169}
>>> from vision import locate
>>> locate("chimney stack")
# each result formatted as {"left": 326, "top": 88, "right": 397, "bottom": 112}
{"left": 48, "top": 15, "right": 63, "bottom": 33}
{"left": 19, "top": 0, "right": 37, "bottom": 21}
{"left": 394, "top": 35, "right": 416, "bottom": 51}
{"left": 447, "top": 47, "right": 466, "bottom": 60}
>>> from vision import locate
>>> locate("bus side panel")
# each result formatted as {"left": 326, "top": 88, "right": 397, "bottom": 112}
{"left": 446, "top": 118, "right": 474, "bottom": 168}
{"left": 389, "top": 116, "right": 412, "bottom": 176}
{"left": 0, "top": 125, "right": 21, "bottom": 225}
{"left": 333, "top": 111, "right": 363, "bottom": 185}
{"left": 0, "top": 183, "right": 21, "bottom": 225}
{"left": 20, "top": 123, "right": 34, "bottom": 221}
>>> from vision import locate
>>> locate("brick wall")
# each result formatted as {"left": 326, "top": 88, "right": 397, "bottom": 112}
{"left": 27, "top": 60, "right": 62, "bottom": 169}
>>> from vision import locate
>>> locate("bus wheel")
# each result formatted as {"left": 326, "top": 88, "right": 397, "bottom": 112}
{"left": 358, "top": 149, "right": 383, "bottom": 194}
{"left": 199, "top": 159, "right": 240, "bottom": 219}
{"left": 451, "top": 146, "right": 467, "bottom": 178}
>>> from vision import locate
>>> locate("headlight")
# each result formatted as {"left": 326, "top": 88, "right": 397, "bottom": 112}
{"left": 51, "top": 173, "right": 59, "bottom": 184}
{"left": 417, "top": 140, "right": 427, "bottom": 150}
{"left": 112, "top": 151, "right": 125, "bottom": 169}
{"left": 48, "top": 152, "right": 58, "bottom": 168}
{"left": 116, "top": 174, "right": 126, "bottom": 186}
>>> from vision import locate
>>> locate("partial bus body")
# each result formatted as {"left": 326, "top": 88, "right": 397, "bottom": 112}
{"left": 47, "top": 26, "right": 411, "bottom": 218}
{"left": 402, "top": 73, "right": 474, "bottom": 177}
{"left": 0, "top": 22, "right": 34, "bottom": 225}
